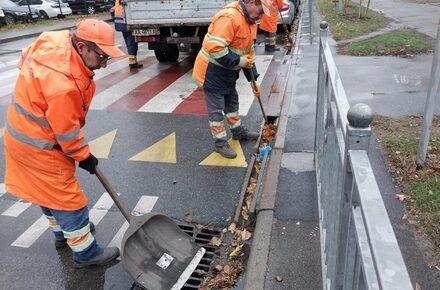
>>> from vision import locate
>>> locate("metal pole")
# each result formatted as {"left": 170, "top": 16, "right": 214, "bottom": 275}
{"left": 416, "top": 19, "right": 440, "bottom": 168}
{"left": 308, "top": 0, "right": 313, "bottom": 39}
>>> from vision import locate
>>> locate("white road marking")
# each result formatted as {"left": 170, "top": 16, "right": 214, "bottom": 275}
{"left": 89, "top": 192, "right": 115, "bottom": 225}
{"left": 11, "top": 192, "right": 114, "bottom": 248}
{"left": 2, "top": 200, "right": 32, "bottom": 217}
{"left": 107, "top": 195, "right": 158, "bottom": 249}
{"left": 11, "top": 215, "right": 48, "bottom": 248}
{"left": 138, "top": 71, "right": 197, "bottom": 113}
{"left": 0, "top": 183, "right": 6, "bottom": 195}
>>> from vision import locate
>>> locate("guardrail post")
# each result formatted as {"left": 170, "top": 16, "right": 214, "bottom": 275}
{"left": 336, "top": 103, "right": 373, "bottom": 289}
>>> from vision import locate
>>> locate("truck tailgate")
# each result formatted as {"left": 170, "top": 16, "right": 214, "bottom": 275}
{"left": 124, "top": 0, "right": 229, "bottom": 27}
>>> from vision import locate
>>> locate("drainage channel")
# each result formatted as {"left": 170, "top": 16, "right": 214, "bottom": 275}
{"left": 131, "top": 223, "right": 221, "bottom": 290}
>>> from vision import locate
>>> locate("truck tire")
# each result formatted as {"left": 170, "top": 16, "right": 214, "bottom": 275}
{"left": 166, "top": 44, "right": 179, "bottom": 62}
{"left": 154, "top": 45, "right": 179, "bottom": 62}
{"left": 154, "top": 49, "right": 169, "bottom": 62}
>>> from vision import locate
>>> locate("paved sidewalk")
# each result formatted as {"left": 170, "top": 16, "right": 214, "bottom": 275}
{"left": 0, "top": 15, "right": 112, "bottom": 44}
{"left": 371, "top": 0, "right": 440, "bottom": 38}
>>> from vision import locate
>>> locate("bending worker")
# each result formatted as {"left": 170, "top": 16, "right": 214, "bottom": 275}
{"left": 3, "top": 19, "right": 125, "bottom": 268}
{"left": 193, "top": 0, "right": 272, "bottom": 159}
{"left": 260, "top": 0, "right": 285, "bottom": 51}
{"left": 114, "top": 0, "right": 143, "bottom": 69}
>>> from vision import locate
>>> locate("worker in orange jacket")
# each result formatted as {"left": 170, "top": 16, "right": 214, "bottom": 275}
{"left": 192, "top": 0, "right": 272, "bottom": 159}
{"left": 114, "top": 0, "right": 143, "bottom": 69}
{"left": 3, "top": 19, "right": 125, "bottom": 268}
{"left": 260, "top": 0, "right": 285, "bottom": 51}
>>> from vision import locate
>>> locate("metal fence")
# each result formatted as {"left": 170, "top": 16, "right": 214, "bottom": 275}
{"left": 314, "top": 21, "right": 413, "bottom": 290}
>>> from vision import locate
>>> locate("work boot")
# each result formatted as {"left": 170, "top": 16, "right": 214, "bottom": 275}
{"left": 55, "top": 222, "right": 96, "bottom": 249}
{"left": 233, "top": 130, "right": 259, "bottom": 141}
{"left": 73, "top": 247, "right": 120, "bottom": 269}
{"left": 129, "top": 62, "right": 143, "bottom": 69}
{"left": 215, "top": 144, "right": 237, "bottom": 159}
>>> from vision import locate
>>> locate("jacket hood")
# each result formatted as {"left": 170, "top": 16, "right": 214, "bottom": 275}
{"left": 18, "top": 31, "right": 93, "bottom": 78}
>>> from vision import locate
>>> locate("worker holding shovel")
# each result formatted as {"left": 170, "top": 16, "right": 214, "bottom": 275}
{"left": 193, "top": 0, "right": 272, "bottom": 159}
{"left": 3, "top": 19, "right": 125, "bottom": 268}
{"left": 260, "top": 0, "right": 287, "bottom": 51}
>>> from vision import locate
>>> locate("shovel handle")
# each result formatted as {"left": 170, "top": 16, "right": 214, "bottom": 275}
{"left": 95, "top": 166, "right": 131, "bottom": 222}
{"left": 249, "top": 69, "right": 268, "bottom": 124}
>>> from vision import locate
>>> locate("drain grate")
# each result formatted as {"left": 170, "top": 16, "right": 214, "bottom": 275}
{"left": 178, "top": 224, "right": 220, "bottom": 289}
{"left": 130, "top": 223, "right": 221, "bottom": 289}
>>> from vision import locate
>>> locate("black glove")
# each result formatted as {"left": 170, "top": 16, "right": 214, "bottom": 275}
{"left": 79, "top": 154, "right": 98, "bottom": 174}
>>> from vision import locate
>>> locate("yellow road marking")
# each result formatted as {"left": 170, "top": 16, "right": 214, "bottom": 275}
{"left": 89, "top": 129, "right": 117, "bottom": 159}
{"left": 199, "top": 140, "right": 247, "bottom": 167}
{"left": 129, "top": 132, "right": 176, "bottom": 163}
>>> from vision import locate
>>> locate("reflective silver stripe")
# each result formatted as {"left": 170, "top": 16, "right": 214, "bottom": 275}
{"left": 12, "top": 100, "right": 50, "bottom": 128}
{"left": 6, "top": 121, "right": 55, "bottom": 150}
{"left": 55, "top": 127, "right": 80, "bottom": 142}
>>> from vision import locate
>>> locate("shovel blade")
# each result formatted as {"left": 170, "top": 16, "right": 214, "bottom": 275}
{"left": 121, "top": 213, "right": 205, "bottom": 290}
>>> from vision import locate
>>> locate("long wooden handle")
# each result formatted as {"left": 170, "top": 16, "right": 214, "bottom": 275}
{"left": 95, "top": 166, "right": 131, "bottom": 222}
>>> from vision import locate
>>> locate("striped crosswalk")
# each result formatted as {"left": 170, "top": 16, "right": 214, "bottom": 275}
{"left": 0, "top": 190, "right": 158, "bottom": 249}
{"left": 0, "top": 53, "right": 273, "bottom": 116}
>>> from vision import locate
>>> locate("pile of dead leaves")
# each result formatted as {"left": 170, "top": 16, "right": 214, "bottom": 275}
{"left": 241, "top": 174, "right": 258, "bottom": 221}
{"left": 200, "top": 223, "right": 253, "bottom": 289}
{"left": 262, "top": 123, "right": 277, "bottom": 145}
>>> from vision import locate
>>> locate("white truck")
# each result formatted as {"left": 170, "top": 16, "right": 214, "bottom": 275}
{"left": 123, "top": 0, "right": 229, "bottom": 62}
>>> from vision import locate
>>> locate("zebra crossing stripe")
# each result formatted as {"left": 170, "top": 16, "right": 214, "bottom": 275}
{"left": 89, "top": 192, "right": 115, "bottom": 225}
{"left": 11, "top": 215, "right": 48, "bottom": 248}
{"left": 1, "top": 200, "right": 32, "bottom": 217}
{"left": 0, "top": 183, "right": 6, "bottom": 198}
{"left": 107, "top": 195, "right": 158, "bottom": 249}
{"left": 11, "top": 192, "right": 114, "bottom": 248}
{"left": 138, "top": 71, "right": 197, "bottom": 113}
{"left": 90, "top": 61, "right": 174, "bottom": 110}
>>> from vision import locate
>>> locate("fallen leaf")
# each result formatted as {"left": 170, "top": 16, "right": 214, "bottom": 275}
{"left": 214, "top": 264, "right": 223, "bottom": 272}
{"left": 229, "top": 244, "right": 243, "bottom": 259}
{"left": 276, "top": 275, "right": 283, "bottom": 282}
{"left": 209, "top": 237, "right": 222, "bottom": 247}
{"left": 395, "top": 194, "right": 408, "bottom": 202}
{"left": 241, "top": 229, "right": 252, "bottom": 241}
{"left": 415, "top": 282, "right": 421, "bottom": 290}
{"left": 222, "top": 228, "right": 227, "bottom": 234}
{"left": 184, "top": 213, "right": 192, "bottom": 223}
{"left": 241, "top": 207, "right": 249, "bottom": 221}
{"left": 228, "top": 223, "right": 237, "bottom": 233}
{"left": 223, "top": 265, "right": 231, "bottom": 274}
{"left": 195, "top": 224, "right": 204, "bottom": 230}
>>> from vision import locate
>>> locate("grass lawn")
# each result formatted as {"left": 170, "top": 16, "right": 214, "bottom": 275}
{"left": 372, "top": 116, "right": 440, "bottom": 251}
{"left": 345, "top": 29, "right": 434, "bottom": 56}
{"left": 0, "top": 12, "right": 110, "bottom": 33}
{"left": 317, "top": 0, "right": 389, "bottom": 41}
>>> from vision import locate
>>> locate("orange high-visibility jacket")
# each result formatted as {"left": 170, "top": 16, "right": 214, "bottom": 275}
{"left": 192, "top": 1, "right": 257, "bottom": 91}
{"left": 260, "top": 0, "right": 285, "bottom": 33}
{"left": 4, "top": 30, "right": 95, "bottom": 211}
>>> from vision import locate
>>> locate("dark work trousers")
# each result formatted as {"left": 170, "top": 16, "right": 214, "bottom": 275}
{"left": 204, "top": 88, "right": 246, "bottom": 148}
{"left": 122, "top": 30, "right": 138, "bottom": 56}
{"left": 264, "top": 31, "right": 277, "bottom": 51}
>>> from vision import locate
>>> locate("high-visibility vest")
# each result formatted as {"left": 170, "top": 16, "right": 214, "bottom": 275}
{"left": 4, "top": 31, "right": 95, "bottom": 210}
{"left": 192, "top": 1, "right": 257, "bottom": 87}
{"left": 260, "top": 0, "right": 285, "bottom": 33}
{"left": 114, "top": 0, "right": 125, "bottom": 24}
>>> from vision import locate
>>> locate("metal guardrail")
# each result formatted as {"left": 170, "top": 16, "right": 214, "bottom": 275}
{"left": 314, "top": 21, "right": 413, "bottom": 290}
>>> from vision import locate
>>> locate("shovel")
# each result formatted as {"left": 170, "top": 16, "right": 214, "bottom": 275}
{"left": 95, "top": 166, "right": 205, "bottom": 290}
{"left": 249, "top": 68, "right": 269, "bottom": 125}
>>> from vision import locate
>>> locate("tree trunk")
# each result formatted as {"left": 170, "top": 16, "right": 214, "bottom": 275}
{"left": 364, "top": 0, "right": 372, "bottom": 18}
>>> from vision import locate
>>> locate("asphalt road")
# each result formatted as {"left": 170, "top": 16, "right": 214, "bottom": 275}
{"left": 0, "top": 31, "right": 283, "bottom": 288}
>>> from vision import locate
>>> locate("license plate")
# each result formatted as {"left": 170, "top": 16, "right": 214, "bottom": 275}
{"left": 32, "top": 14, "right": 39, "bottom": 18}
{"left": 133, "top": 28, "right": 160, "bottom": 36}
